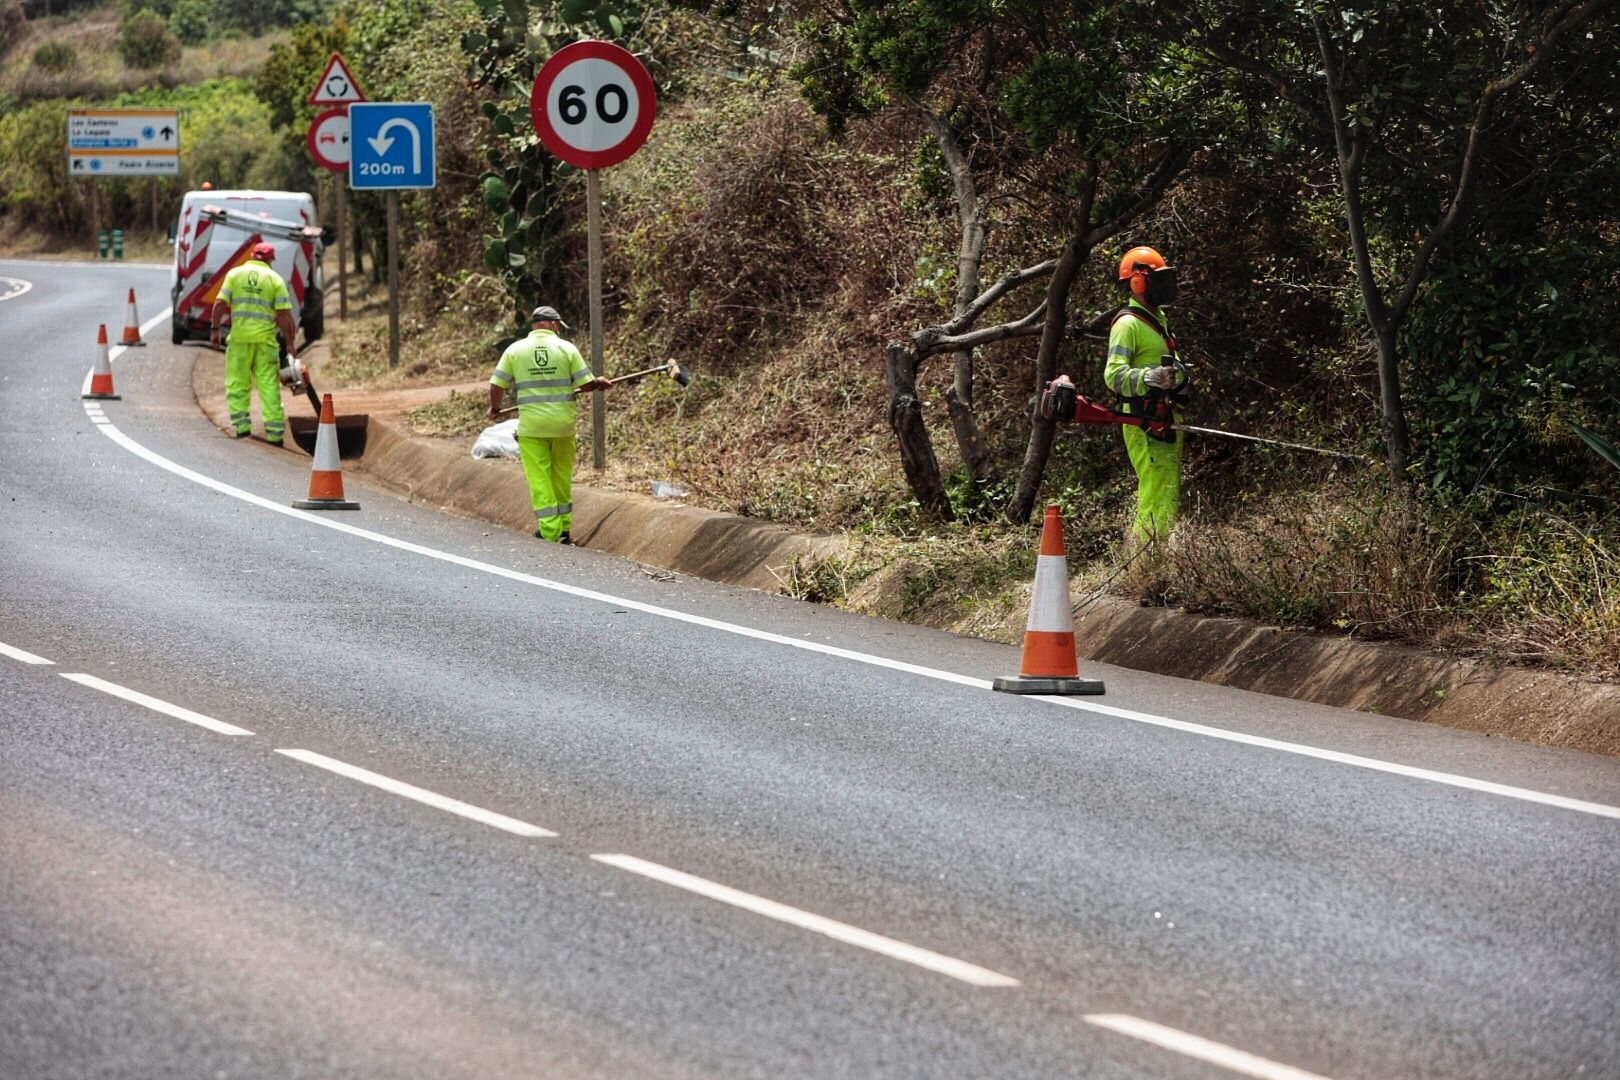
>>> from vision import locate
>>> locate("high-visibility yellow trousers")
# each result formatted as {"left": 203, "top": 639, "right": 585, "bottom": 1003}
{"left": 518, "top": 435, "right": 575, "bottom": 541}
{"left": 224, "top": 340, "right": 285, "bottom": 443}
{"left": 1122, "top": 424, "right": 1182, "bottom": 544}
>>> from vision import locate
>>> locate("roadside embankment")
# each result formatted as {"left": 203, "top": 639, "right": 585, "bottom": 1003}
{"left": 192, "top": 348, "right": 1618, "bottom": 758}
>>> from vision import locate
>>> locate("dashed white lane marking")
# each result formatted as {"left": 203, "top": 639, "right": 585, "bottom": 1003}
{"left": 0, "top": 641, "right": 54, "bottom": 665}
{"left": 1085, "top": 1014, "right": 1333, "bottom": 1080}
{"left": 87, "top": 416, "right": 1620, "bottom": 824}
{"left": 592, "top": 853, "right": 1019, "bottom": 987}
{"left": 60, "top": 673, "right": 253, "bottom": 736}
{"left": 0, "top": 276, "right": 33, "bottom": 303}
{"left": 276, "top": 749, "right": 557, "bottom": 837}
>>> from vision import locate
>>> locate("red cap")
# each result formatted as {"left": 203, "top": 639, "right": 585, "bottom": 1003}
{"left": 251, "top": 242, "right": 277, "bottom": 262}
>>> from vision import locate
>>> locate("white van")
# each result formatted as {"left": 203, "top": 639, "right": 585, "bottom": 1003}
{"left": 168, "top": 189, "right": 330, "bottom": 346}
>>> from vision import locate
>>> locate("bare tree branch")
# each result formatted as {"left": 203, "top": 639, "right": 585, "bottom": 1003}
{"left": 918, "top": 303, "right": 1047, "bottom": 356}
{"left": 944, "top": 258, "right": 1057, "bottom": 333}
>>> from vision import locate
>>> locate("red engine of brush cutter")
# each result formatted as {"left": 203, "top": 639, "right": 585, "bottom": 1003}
{"left": 1040, "top": 374, "right": 1172, "bottom": 440}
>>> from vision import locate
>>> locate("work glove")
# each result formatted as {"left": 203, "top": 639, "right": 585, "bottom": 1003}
{"left": 1143, "top": 365, "right": 1177, "bottom": 390}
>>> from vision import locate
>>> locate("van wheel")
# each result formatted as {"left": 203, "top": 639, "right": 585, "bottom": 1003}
{"left": 172, "top": 319, "right": 187, "bottom": 346}
{"left": 303, "top": 290, "right": 325, "bottom": 342}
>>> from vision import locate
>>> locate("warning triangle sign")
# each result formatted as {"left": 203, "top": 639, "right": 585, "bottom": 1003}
{"left": 308, "top": 53, "right": 366, "bottom": 106}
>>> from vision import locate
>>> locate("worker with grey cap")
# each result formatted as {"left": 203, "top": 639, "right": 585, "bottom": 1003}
{"left": 488, "top": 305, "right": 612, "bottom": 543}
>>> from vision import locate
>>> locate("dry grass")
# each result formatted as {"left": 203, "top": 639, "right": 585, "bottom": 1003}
{"left": 0, "top": 219, "right": 173, "bottom": 261}
{"left": 0, "top": 6, "right": 283, "bottom": 99}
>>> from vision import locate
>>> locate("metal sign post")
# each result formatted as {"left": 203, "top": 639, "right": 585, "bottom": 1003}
{"left": 348, "top": 102, "right": 436, "bottom": 368}
{"left": 531, "top": 40, "right": 658, "bottom": 470}
{"left": 307, "top": 105, "right": 356, "bottom": 321}
{"left": 586, "top": 168, "right": 605, "bottom": 468}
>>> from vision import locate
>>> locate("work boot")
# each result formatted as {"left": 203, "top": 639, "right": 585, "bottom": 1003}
{"left": 233, "top": 429, "right": 251, "bottom": 439}
{"left": 558, "top": 531, "right": 573, "bottom": 546}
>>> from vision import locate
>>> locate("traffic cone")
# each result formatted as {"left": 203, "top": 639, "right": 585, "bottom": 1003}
{"left": 292, "top": 394, "right": 360, "bottom": 510}
{"left": 83, "top": 324, "right": 120, "bottom": 400}
{"left": 119, "top": 288, "right": 146, "bottom": 346}
{"left": 993, "top": 505, "right": 1105, "bottom": 695}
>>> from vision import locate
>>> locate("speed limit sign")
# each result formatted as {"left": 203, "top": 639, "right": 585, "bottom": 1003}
{"left": 530, "top": 40, "right": 656, "bottom": 169}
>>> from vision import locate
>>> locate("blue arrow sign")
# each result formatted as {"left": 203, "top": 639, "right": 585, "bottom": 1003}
{"left": 348, "top": 102, "right": 435, "bottom": 190}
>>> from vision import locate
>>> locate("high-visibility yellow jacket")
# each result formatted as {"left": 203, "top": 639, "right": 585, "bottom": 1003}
{"left": 490, "top": 328, "right": 594, "bottom": 439}
{"left": 219, "top": 259, "right": 291, "bottom": 346}
{"left": 1103, "top": 298, "right": 1174, "bottom": 410}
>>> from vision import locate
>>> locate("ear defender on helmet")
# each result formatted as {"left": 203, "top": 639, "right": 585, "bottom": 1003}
{"left": 1117, "top": 245, "right": 1171, "bottom": 304}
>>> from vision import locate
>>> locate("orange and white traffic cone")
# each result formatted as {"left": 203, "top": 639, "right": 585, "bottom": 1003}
{"left": 292, "top": 394, "right": 360, "bottom": 510}
{"left": 83, "top": 324, "right": 121, "bottom": 400}
{"left": 993, "top": 505, "right": 1105, "bottom": 695}
{"left": 119, "top": 288, "right": 146, "bottom": 346}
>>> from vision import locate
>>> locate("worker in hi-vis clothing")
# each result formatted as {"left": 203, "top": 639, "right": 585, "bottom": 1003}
{"left": 1103, "top": 245, "right": 1188, "bottom": 545}
{"left": 487, "top": 305, "right": 612, "bottom": 544}
{"left": 210, "top": 242, "right": 296, "bottom": 445}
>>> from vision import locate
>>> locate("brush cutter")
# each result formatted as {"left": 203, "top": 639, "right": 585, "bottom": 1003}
{"left": 1040, "top": 374, "right": 1366, "bottom": 462}
{"left": 199, "top": 341, "right": 369, "bottom": 457}
{"left": 497, "top": 360, "right": 691, "bottom": 417}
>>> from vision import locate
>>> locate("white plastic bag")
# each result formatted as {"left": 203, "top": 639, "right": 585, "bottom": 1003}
{"left": 471, "top": 418, "right": 520, "bottom": 460}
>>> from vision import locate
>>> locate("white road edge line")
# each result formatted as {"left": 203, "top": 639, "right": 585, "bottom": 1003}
{"left": 60, "top": 673, "right": 253, "bottom": 736}
{"left": 275, "top": 749, "right": 557, "bottom": 838}
{"left": 0, "top": 640, "right": 54, "bottom": 665}
{"left": 0, "top": 275, "right": 34, "bottom": 303}
{"left": 592, "top": 853, "right": 1019, "bottom": 988}
{"left": 86, "top": 415, "right": 1620, "bottom": 823}
{"left": 1085, "top": 1014, "right": 1333, "bottom": 1080}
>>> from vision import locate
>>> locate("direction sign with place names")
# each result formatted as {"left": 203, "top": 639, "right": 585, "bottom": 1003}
{"left": 308, "top": 52, "right": 366, "bottom": 106}
{"left": 530, "top": 40, "right": 656, "bottom": 170}
{"left": 68, "top": 109, "right": 180, "bottom": 177}
{"left": 348, "top": 102, "right": 436, "bottom": 190}
{"left": 307, "top": 108, "right": 352, "bottom": 172}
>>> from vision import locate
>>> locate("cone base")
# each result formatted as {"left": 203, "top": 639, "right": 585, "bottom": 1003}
{"left": 993, "top": 675, "right": 1106, "bottom": 696}
{"left": 82, "top": 392, "right": 121, "bottom": 400}
{"left": 292, "top": 498, "right": 361, "bottom": 511}
{"left": 120, "top": 340, "right": 146, "bottom": 347}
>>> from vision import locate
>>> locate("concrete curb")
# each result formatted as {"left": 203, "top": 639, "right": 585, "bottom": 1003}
{"left": 355, "top": 414, "right": 847, "bottom": 593}
{"left": 190, "top": 353, "right": 1616, "bottom": 756}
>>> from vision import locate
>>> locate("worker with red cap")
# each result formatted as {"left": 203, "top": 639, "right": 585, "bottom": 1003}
{"left": 1104, "top": 245, "right": 1188, "bottom": 544}
{"left": 211, "top": 242, "right": 296, "bottom": 444}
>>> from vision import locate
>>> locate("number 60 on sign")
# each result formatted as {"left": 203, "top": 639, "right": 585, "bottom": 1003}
{"left": 530, "top": 40, "right": 657, "bottom": 170}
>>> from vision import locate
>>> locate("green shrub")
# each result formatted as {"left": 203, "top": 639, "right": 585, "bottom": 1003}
{"left": 31, "top": 42, "right": 76, "bottom": 73}
{"left": 168, "top": 0, "right": 214, "bottom": 45}
{"left": 118, "top": 9, "right": 182, "bottom": 71}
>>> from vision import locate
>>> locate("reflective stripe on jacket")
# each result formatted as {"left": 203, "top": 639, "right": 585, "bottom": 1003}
{"left": 490, "top": 328, "right": 593, "bottom": 439}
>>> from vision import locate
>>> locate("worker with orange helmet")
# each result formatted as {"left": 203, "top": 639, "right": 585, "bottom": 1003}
{"left": 211, "top": 242, "right": 296, "bottom": 445}
{"left": 1104, "top": 245, "right": 1188, "bottom": 544}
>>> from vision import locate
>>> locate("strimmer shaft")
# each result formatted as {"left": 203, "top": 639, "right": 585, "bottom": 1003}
{"left": 1173, "top": 423, "right": 1368, "bottom": 462}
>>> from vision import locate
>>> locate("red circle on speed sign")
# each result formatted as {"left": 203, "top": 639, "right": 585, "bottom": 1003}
{"left": 530, "top": 40, "right": 656, "bottom": 170}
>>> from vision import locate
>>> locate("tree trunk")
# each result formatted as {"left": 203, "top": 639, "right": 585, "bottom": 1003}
{"left": 1006, "top": 231, "right": 1091, "bottom": 523}
{"left": 885, "top": 342, "right": 953, "bottom": 519}
{"left": 1375, "top": 327, "right": 1410, "bottom": 481}
{"left": 946, "top": 349, "right": 992, "bottom": 483}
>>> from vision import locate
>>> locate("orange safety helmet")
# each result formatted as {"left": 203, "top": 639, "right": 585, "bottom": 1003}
{"left": 1117, "top": 245, "right": 1176, "bottom": 305}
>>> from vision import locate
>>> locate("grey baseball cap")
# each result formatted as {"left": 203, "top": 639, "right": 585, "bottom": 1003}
{"left": 530, "top": 305, "right": 570, "bottom": 328}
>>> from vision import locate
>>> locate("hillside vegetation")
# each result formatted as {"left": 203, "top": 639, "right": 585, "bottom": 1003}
{"left": 2, "top": 0, "right": 1616, "bottom": 675}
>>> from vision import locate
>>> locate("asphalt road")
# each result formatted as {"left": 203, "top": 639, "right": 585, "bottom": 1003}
{"left": 2, "top": 258, "right": 1617, "bottom": 1080}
